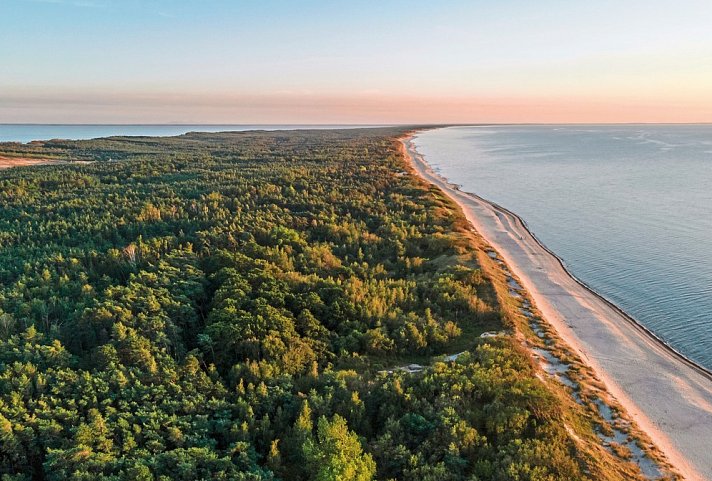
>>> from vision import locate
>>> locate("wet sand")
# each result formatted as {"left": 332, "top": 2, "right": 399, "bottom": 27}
{"left": 401, "top": 134, "right": 712, "bottom": 481}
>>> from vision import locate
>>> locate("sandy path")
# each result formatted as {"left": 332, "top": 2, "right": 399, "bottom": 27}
{"left": 401, "top": 135, "right": 712, "bottom": 481}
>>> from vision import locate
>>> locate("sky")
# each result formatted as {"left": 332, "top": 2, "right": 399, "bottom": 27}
{"left": 2, "top": 0, "right": 712, "bottom": 123}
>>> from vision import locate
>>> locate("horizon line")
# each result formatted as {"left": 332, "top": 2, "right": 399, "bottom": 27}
{"left": 3, "top": 122, "right": 712, "bottom": 126}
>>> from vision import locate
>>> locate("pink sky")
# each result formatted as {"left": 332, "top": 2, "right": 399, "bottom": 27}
{"left": 3, "top": 91, "right": 712, "bottom": 124}
{"left": 3, "top": 0, "right": 712, "bottom": 123}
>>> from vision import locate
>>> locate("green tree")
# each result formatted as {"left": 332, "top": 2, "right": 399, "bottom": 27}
{"left": 303, "top": 415, "right": 375, "bottom": 481}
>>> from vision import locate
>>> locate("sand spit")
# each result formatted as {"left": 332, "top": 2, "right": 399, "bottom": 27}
{"left": 401, "top": 134, "right": 712, "bottom": 481}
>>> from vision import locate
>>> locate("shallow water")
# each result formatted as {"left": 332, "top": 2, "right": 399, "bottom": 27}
{"left": 414, "top": 125, "right": 712, "bottom": 370}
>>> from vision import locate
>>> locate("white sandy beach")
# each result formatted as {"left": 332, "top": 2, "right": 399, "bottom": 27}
{"left": 402, "top": 134, "right": 712, "bottom": 481}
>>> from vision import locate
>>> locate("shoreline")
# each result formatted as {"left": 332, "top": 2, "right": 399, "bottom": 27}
{"left": 400, "top": 131, "right": 712, "bottom": 481}
{"left": 466, "top": 175, "right": 712, "bottom": 384}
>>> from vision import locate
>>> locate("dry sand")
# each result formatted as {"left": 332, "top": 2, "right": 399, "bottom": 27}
{"left": 401, "top": 134, "right": 712, "bottom": 481}
{"left": 0, "top": 156, "right": 58, "bottom": 169}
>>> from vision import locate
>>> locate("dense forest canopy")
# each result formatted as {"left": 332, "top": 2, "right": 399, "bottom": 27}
{"left": 0, "top": 129, "right": 594, "bottom": 480}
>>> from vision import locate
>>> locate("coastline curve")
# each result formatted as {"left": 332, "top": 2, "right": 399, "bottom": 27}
{"left": 400, "top": 130, "right": 712, "bottom": 481}
{"left": 465, "top": 180, "right": 712, "bottom": 384}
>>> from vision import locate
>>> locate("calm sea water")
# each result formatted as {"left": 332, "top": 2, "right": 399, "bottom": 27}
{"left": 414, "top": 125, "right": 712, "bottom": 369}
{"left": 0, "top": 124, "right": 383, "bottom": 143}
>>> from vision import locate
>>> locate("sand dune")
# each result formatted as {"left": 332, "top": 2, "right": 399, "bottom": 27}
{"left": 0, "top": 156, "right": 57, "bottom": 169}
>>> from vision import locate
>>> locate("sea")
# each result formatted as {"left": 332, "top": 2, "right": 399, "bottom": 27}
{"left": 0, "top": 124, "right": 384, "bottom": 143}
{"left": 413, "top": 125, "right": 712, "bottom": 370}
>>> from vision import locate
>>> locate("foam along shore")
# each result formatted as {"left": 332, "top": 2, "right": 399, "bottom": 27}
{"left": 401, "top": 134, "right": 712, "bottom": 481}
